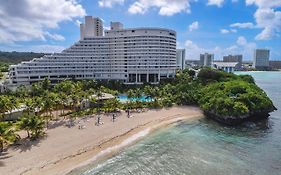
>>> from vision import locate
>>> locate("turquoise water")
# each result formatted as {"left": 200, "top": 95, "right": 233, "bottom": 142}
{"left": 118, "top": 95, "right": 153, "bottom": 103}
{"left": 73, "top": 71, "right": 281, "bottom": 175}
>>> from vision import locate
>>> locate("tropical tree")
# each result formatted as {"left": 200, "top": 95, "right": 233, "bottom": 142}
{"left": 127, "top": 89, "right": 135, "bottom": 100}
{"left": 103, "top": 98, "right": 121, "bottom": 112}
{"left": 0, "top": 96, "right": 11, "bottom": 119}
{"left": 0, "top": 122, "right": 19, "bottom": 152}
{"left": 42, "top": 92, "right": 57, "bottom": 116}
{"left": 31, "top": 83, "right": 44, "bottom": 97}
{"left": 16, "top": 114, "right": 32, "bottom": 138}
{"left": 15, "top": 85, "right": 29, "bottom": 98}
{"left": 54, "top": 80, "right": 76, "bottom": 96}
{"left": 16, "top": 114, "right": 45, "bottom": 139}
{"left": 41, "top": 78, "right": 51, "bottom": 91}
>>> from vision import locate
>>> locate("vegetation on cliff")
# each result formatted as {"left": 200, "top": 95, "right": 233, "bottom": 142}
{"left": 197, "top": 68, "right": 275, "bottom": 124}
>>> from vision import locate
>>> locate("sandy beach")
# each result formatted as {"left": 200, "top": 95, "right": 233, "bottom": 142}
{"left": 1, "top": 106, "right": 203, "bottom": 175}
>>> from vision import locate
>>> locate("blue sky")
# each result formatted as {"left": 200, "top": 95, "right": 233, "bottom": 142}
{"left": 0, "top": 0, "right": 280, "bottom": 60}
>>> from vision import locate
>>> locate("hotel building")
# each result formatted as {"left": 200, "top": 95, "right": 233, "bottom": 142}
{"left": 8, "top": 16, "right": 177, "bottom": 86}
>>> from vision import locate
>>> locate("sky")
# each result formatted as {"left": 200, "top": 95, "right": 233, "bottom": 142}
{"left": 0, "top": 0, "right": 280, "bottom": 61}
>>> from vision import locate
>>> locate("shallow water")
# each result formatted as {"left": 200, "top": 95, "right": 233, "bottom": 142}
{"left": 73, "top": 71, "right": 281, "bottom": 175}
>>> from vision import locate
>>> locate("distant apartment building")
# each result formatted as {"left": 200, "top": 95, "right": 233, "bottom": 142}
{"left": 200, "top": 53, "right": 214, "bottom": 67}
{"left": 269, "top": 60, "right": 281, "bottom": 69}
{"left": 185, "top": 60, "right": 201, "bottom": 68}
{"left": 223, "top": 55, "right": 242, "bottom": 70}
{"left": 176, "top": 49, "right": 186, "bottom": 70}
{"left": 8, "top": 16, "right": 177, "bottom": 87}
{"left": 254, "top": 49, "right": 270, "bottom": 69}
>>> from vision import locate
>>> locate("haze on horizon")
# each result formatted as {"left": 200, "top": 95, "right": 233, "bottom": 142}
{"left": 0, "top": 0, "right": 280, "bottom": 60}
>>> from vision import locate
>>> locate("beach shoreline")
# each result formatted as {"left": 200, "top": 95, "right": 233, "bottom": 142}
{"left": 1, "top": 106, "right": 203, "bottom": 175}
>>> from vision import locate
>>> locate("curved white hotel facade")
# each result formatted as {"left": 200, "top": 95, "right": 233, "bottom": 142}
{"left": 8, "top": 16, "right": 177, "bottom": 86}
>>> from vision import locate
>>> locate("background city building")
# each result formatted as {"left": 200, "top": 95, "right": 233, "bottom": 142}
{"left": 269, "top": 60, "right": 281, "bottom": 70}
{"left": 200, "top": 53, "right": 214, "bottom": 67}
{"left": 213, "top": 62, "right": 239, "bottom": 73}
{"left": 223, "top": 55, "right": 242, "bottom": 70}
{"left": 253, "top": 49, "right": 270, "bottom": 69}
{"left": 176, "top": 49, "right": 186, "bottom": 70}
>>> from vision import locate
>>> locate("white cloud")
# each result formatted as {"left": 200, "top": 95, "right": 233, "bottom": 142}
{"left": 245, "top": 0, "right": 281, "bottom": 40}
{"left": 207, "top": 0, "right": 224, "bottom": 7}
{"left": 220, "top": 29, "right": 237, "bottom": 34}
{"left": 236, "top": 36, "right": 257, "bottom": 58}
{"left": 246, "top": 0, "right": 281, "bottom": 8}
{"left": 189, "top": 21, "right": 199, "bottom": 31}
{"left": 230, "top": 22, "right": 255, "bottom": 28}
{"left": 128, "top": 0, "right": 192, "bottom": 16}
{"left": 184, "top": 36, "right": 256, "bottom": 60}
{"left": 0, "top": 0, "right": 86, "bottom": 44}
{"left": 184, "top": 40, "right": 222, "bottom": 59}
{"left": 220, "top": 29, "right": 230, "bottom": 34}
{"left": 237, "top": 36, "right": 247, "bottom": 45}
{"left": 45, "top": 32, "right": 65, "bottom": 41}
{"left": 254, "top": 8, "right": 281, "bottom": 40}
{"left": 98, "top": 0, "right": 124, "bottom": 8}
{"left": 75, "top": 20, "right": 82, "bottom": 27}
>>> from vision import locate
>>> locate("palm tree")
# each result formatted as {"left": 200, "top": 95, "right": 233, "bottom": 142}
{"left": 58, "top": 92, "right": 68, "bottom": 116}
{"left": 41, "top": 78, "right": 51, "bottom": 91}
{"left": 104, "top": 98, "right": 120, "bottom": 113}
{"left": 134, "top": 88, "right": 143, "bottom": 108}
{"left": 24, "top": 98, "right": 35, "bottom": 114}
{"left": 0, "top": 96, "right": 11, "bottom": 119}
{"left": 127, "top": 89, "right": 135, "bottom": 109}
{"left": 16, "top": 114, "right": 45, "bottom": 139}
{"left": 16, "top": 114, "right": 32, "bottom": 138}
{"left": 41, "top": 92, "right": 58, "bottom": 127}
{"left": 44, "top": 92, "right": 58, "bottom": 115}
{"left": 127, "top": 89, "right": 135, "bottom": 100}
{"left": 15, "top": 85, "right": 29, "bottom": 98}
{"left": 31, "top": 83, "right": 44, "bottom": 97}
{"left": 29, "top": 116, "right": 45, "bottom": 139}
{"left": 0, "top": 122, "right": 19, "bottom": 152}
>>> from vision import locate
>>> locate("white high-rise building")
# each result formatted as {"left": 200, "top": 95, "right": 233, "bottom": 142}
{"left": 254, "top": 49, "right": 270, "bottom": 68}
{"left": 110, "top": 22, "right": 123, "bottom": 30}
{"left": 176, "top": 49, "right": 186, "bottom": 70}
{"left": 8, "top": 16, "right": 177, "bottom": 86}
{"left": 200, "top": 53, "right": 214, "bottom": 67}
{"left": 80, "top": 16, "right": 103, "bottom": 39}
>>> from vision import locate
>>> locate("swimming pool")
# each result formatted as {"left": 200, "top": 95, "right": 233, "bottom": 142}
{"left": 117, "top": 95, "right": 153, "bottom": 103}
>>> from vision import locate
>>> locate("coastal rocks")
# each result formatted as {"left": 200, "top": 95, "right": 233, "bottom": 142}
{"left": 204, "top": 108, "right": 276, "bottom": 126}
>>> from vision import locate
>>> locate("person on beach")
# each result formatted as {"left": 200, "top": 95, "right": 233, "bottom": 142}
{"left": 112, "top": 113, "right": 116, "bottom": 122}
{"left": 127, "top": 109, "right": 130, "bottom": 118}
{"left": 96, "top": 115, "right": 101, "bottom": 126}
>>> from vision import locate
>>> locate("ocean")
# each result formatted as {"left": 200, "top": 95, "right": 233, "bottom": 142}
{"left": 72, "top": 71, "right": 281, "bottom": 175}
